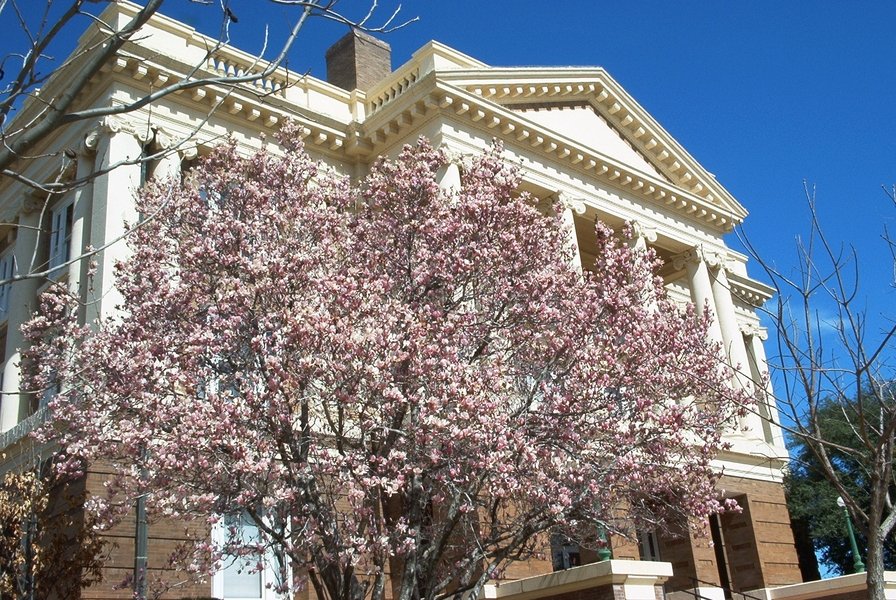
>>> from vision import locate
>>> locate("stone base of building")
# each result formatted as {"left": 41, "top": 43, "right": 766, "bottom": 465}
{"left": 484, "top": 559, "right": 672, "bottom": 600}
{"left": 751, "top": 572, "right": 896, "bottom": 600}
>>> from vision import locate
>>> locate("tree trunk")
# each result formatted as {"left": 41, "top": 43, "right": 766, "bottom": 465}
{"left": 866, "top": 527, "right": 885, "bottom": 600}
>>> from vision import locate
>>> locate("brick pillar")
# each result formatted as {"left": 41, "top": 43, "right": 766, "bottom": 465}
{"left": 719, "top": 494, "right": 765, "bottom": 590}
{"left": 718, "top": 476, "right": 804, "bottom": 590}
{"left": 657, "top": 523, "right": 721, "bottom": 593}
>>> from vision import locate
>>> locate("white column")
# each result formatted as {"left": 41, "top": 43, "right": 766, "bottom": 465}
{"left": 711, "top": 264, "right": 753, "bottom": 385}
{"left": 743, "top": 324, "right": 786, "bottom": 448}
{"left": 0, "top": 208, "right": 41, "bottom": 431}
{"left": 436, "top": 162, "right": 461, "bottom": 193}
{"left": 150, "top": 128, "right": 185, "bottom": 183}
{"left": 557, "top": 194, "right": 584, "bottom": 272}
{"left": 68, "top": 136, "right": 98, "bottom": 316}
{"left": 85, "top": 118, "right": 147, "bottom": 325}
{"left": 628, "top": 220, "right": 658, "bottom": 311}
{"left": 710, "top": 261, "right": 766, "bottom": 438}
{"left": 672, "top": 246, "right": 724, "bottom": 347}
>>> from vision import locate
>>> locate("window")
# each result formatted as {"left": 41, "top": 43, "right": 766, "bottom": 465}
{"left": 212, "top": 511, "right": 284, "bottom": 600}
{"left": 550, "top": 533, "right": 581, "bottom": 571}
{"left": 637, "top": 530, "right": 661, "bottom": 562}
{"left": 0, "top": 250, "right": 14, "bottom": 317}
{"left": 48, "top": 199, "right": 74, "bottom": 276}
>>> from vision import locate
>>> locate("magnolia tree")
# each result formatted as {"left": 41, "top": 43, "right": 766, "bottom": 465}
{"left": 25, "top": 126, "right": 748, "bottom": 600}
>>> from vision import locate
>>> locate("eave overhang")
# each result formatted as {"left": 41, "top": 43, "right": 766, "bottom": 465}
{"left": 361, "top": 76, "right": 744, "bottom": 233}
{"left": 439, "top": 68, "right": 748, "bottom": 223}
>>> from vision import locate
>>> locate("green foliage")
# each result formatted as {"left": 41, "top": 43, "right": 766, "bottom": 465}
{"left": 785, "top": 398, "right": 896, "bottom": 575}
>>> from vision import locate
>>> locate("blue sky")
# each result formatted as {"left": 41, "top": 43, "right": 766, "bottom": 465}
{"left": 4, "top": 1, "right": 895, "bottom": 391}
{"left": 180, "top": 0, "right": 896, "bottom": 324}
{"left": 188, "top": 1, "right": 896, "bottom": 389}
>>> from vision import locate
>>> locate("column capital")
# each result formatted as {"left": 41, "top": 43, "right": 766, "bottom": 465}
{"left": 628, "top": 219, "right": 657, "bottom": 243}
{"left": 150, "top": 127, "right": 199, "bottom": 161}
{"left": 740, "top": 323, "right": 768, "bottom": 341}
{"left": 151, "top": 127, "right": 196, "bottom": 154}
{"left": 82, "top": 127, "right": 103, "bottom": 155}
{"left": 671, "top": 244, "right": 726, "bottom": 271}
{"left": 21, "top": 194, "right": 46, "bottom": 215}
{"left": 85, "top": 116, "right": 154, "bottom": 150}
{"left": 555, "top": 192, "right": 587, "bottom": 215}
{"left": 152, "top": 127, "right": 176, "bottom": 151}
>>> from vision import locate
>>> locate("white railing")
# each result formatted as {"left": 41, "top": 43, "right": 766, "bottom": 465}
{"left": 367, "top": 66, "right": 420, "bottom": 115}
{"left": 206, "top": 54, "right": 289, "bottom": 97}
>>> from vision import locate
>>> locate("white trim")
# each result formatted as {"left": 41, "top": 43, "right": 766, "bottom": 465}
{"left": 211, "top": 512, "right": 284, "bottom": 600}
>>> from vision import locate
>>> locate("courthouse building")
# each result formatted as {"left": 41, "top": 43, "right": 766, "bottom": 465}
{"left": 0, "top": 2, "right": 829, "bottom": 599}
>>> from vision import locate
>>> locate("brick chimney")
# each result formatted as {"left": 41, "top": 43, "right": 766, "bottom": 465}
{"left": 325, "top": 29, "right": 392, "bottom": 92}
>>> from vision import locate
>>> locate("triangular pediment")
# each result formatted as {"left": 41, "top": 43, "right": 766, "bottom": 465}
{"left": 511, "top": 102, "right": 668, "bottom": 181}
{"left": 433, "top": 68, "right": 747, "bottom": 222}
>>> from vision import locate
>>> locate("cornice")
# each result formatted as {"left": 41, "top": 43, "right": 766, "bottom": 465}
{"left": 727, "top": 271, "right": 774, "bottom": 308}
{"left": 361, "top": 80, "right": 743, "bottom": 233}
{"left": 92, "top": 53, "right": 352, "bottom": 157}
{"left": 438, "top": 68, "right": 747, "bottom": 224}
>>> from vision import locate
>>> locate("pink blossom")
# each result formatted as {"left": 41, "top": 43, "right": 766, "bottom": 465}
{"left": 23, "top": 126, "right": 750, "bottom": 600}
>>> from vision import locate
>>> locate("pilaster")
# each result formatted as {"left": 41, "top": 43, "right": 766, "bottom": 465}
{"left": 0, "top": 207, "right": 41, "bottom": 431}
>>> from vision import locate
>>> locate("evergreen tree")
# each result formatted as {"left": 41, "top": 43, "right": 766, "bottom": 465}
{"left": 786, "top": 397, "right": 896, "bottom": 575}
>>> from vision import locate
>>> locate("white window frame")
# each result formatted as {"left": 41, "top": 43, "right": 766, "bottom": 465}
{"left": 211, "top": 512, "right": 285, "bottom": 600}
{"left": 48, "top": 198, "right": 74, "bottom": 277}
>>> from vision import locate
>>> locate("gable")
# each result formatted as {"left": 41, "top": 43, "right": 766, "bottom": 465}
{"left": 512, "top": 102, "right": 667, "bottom": 181}
{"left": 431, "top": 68, "right": 748, "bottom": 223}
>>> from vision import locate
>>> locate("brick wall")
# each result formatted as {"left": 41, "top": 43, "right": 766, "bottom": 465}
{"left": 657, "top": 476, "right": 803, "bottom": 594}
{"left": 82, "top": 466, "right": 211, "bottom": 600}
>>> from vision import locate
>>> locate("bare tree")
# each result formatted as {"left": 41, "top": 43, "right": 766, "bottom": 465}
{"left": 0, "top": 0, "right": 412, "bottom": 285}
{"left": 741, "top": 183, "right": 896, "bottom": 600}
{"left": 0, "top": 0, "right": 409, "bottom": 191}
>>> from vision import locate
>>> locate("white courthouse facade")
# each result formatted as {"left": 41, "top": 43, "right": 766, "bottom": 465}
{"left": 0, "top": 2, "right": 810, "bottom": 599}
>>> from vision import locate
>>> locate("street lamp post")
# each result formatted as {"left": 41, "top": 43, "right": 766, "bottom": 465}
{"left": 596, "top": 525, "right": 612, "bottom": 561}
{"left": 837, "top": 496, "right": 866, "bottom": 574}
